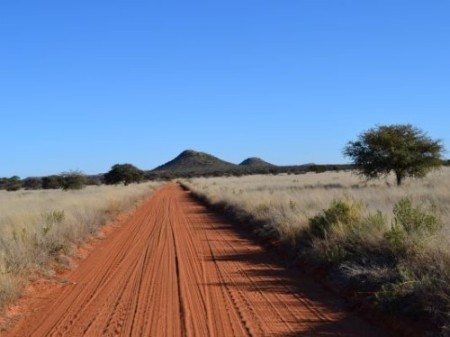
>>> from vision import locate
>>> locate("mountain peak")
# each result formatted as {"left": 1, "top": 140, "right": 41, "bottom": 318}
{"left": 178, "top": 149, "right": 199, "bottom": 157}
{"left": 153, "top": 150, "right": 237, "bottom": 174}
{"left": 239, "top": 157, "right": 274, "bottom": 167}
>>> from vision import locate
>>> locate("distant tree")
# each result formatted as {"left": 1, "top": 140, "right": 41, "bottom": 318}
{"left": 84, "top": 175, "right": 102, "bottom": 186}
{"left": 309, "top": 165, "right": 326, "bottom": 174}
{"left": 144, "top": 172, "right": 158, "bottom": 181}
{"left": 42, "top": 175, "right": 62, "bottom": 189}
{"left": 4, "top": 176, "right": 22, "bottom": 191}
{"left": 344, "top": 124, "right": 444, "bottom": 186}
{"left": 0, "top": 178, "right": 7, "bottom": 190}
{"left": 104, "top": 164, "right": 144, "bottom": 185}
{"left": 60, "top": 170, "right": 86, "bottom": 190}
{"left": 0, "top": 176, "right": 21, "bottom": 191}
{"left": 22, "top": 177, "right": 43, "bottom": 190}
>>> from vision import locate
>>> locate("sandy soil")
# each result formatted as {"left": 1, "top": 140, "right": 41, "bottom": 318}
{"left": 5, "top": 184, "right": 386, "bottom": 337}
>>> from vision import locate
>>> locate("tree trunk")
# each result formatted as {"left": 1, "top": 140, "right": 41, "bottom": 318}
{"left": 395, "top": 172, "right": 403, "bottom": 186}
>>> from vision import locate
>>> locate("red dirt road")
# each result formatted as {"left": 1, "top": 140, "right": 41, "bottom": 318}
{"left": 6, "top": 184, "right": 386, "bottom": 337}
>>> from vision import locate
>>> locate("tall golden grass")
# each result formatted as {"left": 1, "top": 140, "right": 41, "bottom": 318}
{"left": 188, "top": 169, "right": 449, "bottom": 237}
{"left": 0, "top": 182, "right": 160, "bottom": 307}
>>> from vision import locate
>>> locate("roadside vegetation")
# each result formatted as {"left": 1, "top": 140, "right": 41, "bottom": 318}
{"left": 0, "top": 182, "right": 160, "bottom": 309}
{"left": 184, "top": 168, "right": 450, "bottom": 336}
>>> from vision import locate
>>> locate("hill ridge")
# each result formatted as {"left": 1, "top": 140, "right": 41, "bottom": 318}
{"left": 153, "top": 149, "right": 238, "bottom": 174}
{"left": 239, "top": 157, "right": 275, "bottom": 167}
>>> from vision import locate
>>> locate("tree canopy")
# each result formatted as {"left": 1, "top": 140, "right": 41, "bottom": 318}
{"left": 104, "top": 164, "right": 144, "bottom": 185}
{"left": 60, "top": 170, "right": 86, "bottom": 190}
{"left": 344, "top": 124, "right": 444, "bottom": 186}
{"left": 0, "top": 176, "right": 22, "bottom": 191}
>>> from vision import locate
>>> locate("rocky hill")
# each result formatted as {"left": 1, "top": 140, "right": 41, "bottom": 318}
{"left": 239, "top": 157, "right": 275, "bottom": 167}
{"left": 152, "top": 150, "right": 238, "bottom": 175}
{"left": 146, "top": 149, "right": 348, "bottom": 179}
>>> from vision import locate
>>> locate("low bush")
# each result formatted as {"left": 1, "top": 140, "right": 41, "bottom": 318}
{"left": 308, "top": 199, "right": 362, "bottom": 239}
{"left": 392, "top": 197, "right": 441, "bottom": 236}
{"left": 306, "top": 197, "right": 448, "bottom": 335}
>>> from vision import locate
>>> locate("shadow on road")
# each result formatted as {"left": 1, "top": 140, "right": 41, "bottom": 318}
{"left": 181, "top": 190, "right": 389, "bottom": 337}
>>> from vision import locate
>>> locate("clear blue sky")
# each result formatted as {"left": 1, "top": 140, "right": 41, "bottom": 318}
{"left": 1, "top": 0, "right": 449, "bottom": 177}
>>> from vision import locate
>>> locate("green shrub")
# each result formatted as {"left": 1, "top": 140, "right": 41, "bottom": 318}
{"left": 392, "top": 197, "right": 441, "bottom": 236}
{"left": 309, "top": 199, "right": 362, "bottom": 239}
{"left": 385, "top": 197, "right": 442, "bottom": 256}
{"left": 360, "top": 211, "right": 387, "bottom": 232}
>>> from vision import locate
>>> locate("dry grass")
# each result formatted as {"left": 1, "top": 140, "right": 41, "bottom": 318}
{"left": 185, "top": 168, "right": 450, "bottom": 335}
{"left": 0, "top": 182, "right": 161, "bottom": 307}
{"left": 187, "top": 169, "right": 450, "bottom": 238}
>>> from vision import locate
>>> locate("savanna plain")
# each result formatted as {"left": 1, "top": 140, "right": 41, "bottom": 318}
{"left": 1, "top": 168, "right": 449, "bottom": 336}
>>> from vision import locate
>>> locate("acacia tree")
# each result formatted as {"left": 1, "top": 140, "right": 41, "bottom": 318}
{"left": 104, "top": 164, "right": 144, "bottom": 185}
{"left": 42, "top": 175, "right": 62, "bottom": 189}
{"left": 23, "top": 177, "right": 43, "bottom": 190}
{"left": 60, "top": 170, "right": 86, "bottom": 190}
{"left": 344, "top": 124, "right": 444, "bottom": 186}
{"left": 3, "top": 176, "right": 22, "bottom": 191}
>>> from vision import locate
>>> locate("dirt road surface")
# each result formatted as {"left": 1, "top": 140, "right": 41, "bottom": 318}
{"left": 6, "top": 184, "right": 386, "bottom": 337}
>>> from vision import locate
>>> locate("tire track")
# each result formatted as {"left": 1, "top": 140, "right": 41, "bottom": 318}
{"left": 5, "top": 184, "right": 387, "bottom": 337}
